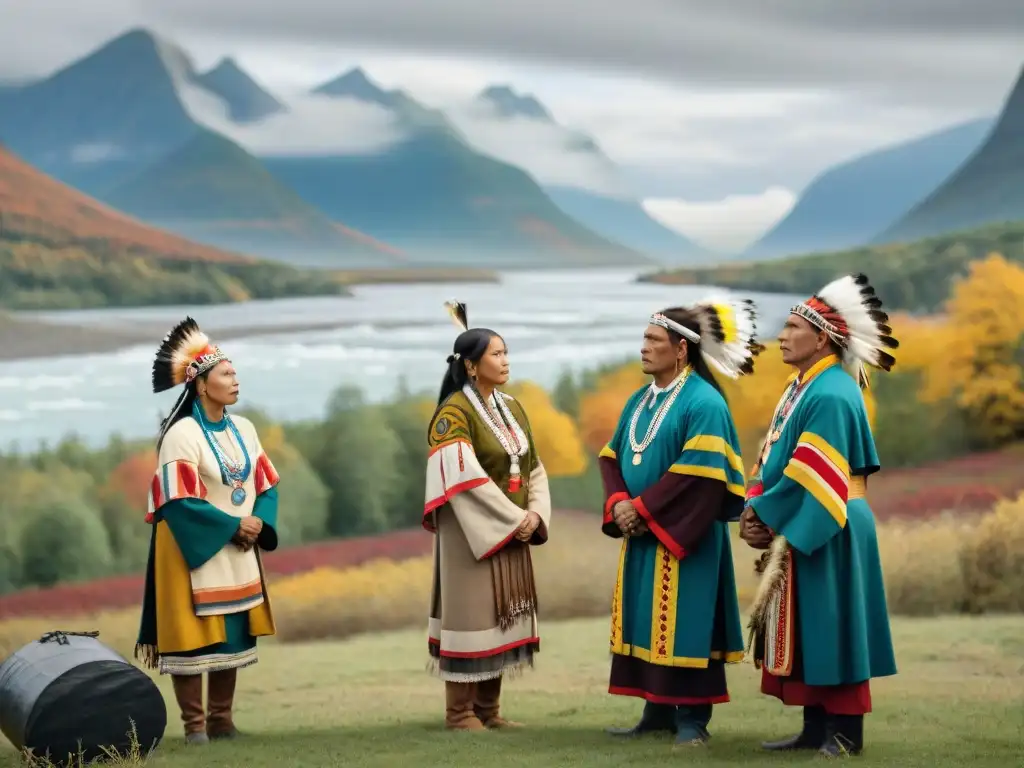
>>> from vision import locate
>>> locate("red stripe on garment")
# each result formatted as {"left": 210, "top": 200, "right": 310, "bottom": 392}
{"left": 608, "top": 686, "right": 730, "bottom": 705}
{"left": 792, "top": 445, "right": 848, "bottom": 502}
{"left": 633, "top": 497, "right": 687, "bottom": 560}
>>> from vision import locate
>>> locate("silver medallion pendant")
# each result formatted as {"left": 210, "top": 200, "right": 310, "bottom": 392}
{"left": 632, "top": 453, "right": 642, "bottom": 466}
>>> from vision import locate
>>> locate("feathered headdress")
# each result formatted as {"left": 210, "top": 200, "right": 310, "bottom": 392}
{"left": 790, "top": 273, "right": 899, "bottom": 388}
{"left": 650, "top": 297, "right": 764, "bottom": 378}
{"left": 152, "top": 317, "right": 229, "bottom": 446}
{"left": 152, "top": 317, "right": 228, "bottom": 393}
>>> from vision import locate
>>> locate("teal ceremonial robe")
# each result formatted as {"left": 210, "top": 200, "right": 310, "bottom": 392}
{"left": 748, "top": 357, "right": 897, "bottom": 714}
{"left": 599, "top": 371, "right": 746, "bottom": 706}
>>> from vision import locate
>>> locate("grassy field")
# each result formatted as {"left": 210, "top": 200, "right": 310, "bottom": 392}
{"left": 2, "top": 614, "right": 1021, "bottom": 768}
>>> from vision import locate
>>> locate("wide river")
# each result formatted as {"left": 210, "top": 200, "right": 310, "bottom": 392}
{"left": 0, "top": 270, "right": 800, "bottom": 450}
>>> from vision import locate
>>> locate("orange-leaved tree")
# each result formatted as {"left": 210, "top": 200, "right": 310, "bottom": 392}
{"left": 577, "top": 364, "right": 647, "bottom": 456}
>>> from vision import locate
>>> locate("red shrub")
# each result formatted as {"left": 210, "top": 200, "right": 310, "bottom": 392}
{"left": 0, "top": 527, "right": 432, "bottom": 620}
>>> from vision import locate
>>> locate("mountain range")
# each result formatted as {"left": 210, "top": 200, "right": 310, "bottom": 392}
{"left": 0, "top": 30, "right": 652, "bottom": 269}
{"left": 0, "top": 26, "right": 1022, "bottom": 272}
{"left": 745, "top": 65, "right": 1024, "bottom": 259}
{"left": 876, "top": 65, "right": 1024, "bottom": 244}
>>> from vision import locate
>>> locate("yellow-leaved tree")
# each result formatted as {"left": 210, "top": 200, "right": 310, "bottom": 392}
{"left": 505, "top": 381, "right": 588, "bottom": 477}
{"left": 919, "top": 253, "right": 1024, "bottom": 444}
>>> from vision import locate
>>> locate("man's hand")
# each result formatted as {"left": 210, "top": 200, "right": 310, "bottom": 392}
{"left": 630, "top": 521, "right": 649, "bottom": 537}
{"left": 612, "top": 500, "right": 639, "bottom": 534}
{"left": 739, "top": 506, "right": 773, "bottom": 550}
{"left": 516, "top": 511, "right": 543, "bottom": 542}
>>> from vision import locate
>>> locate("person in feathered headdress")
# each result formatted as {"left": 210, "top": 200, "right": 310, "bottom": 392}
{"left": 598, "top": 297, "right": 764, "bottom": 747}
{"left": 739, "top": 274, "right": 899, "bottom": 757}
{"left": 422, "top": 301, "right": 553, "bottom": 731}
{"left": 135, "top": 317, "right": 281, "bottom": 745}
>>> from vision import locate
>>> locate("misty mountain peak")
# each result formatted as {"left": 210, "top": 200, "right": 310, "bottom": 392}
{"left": 478, "top": 85, "right": 552, "bottom": 122}
{"left": 196, "top": 57, "right": 285, "bottom": 123}
{"left": 312, "top": 67, "right": 387, "bottom": 103}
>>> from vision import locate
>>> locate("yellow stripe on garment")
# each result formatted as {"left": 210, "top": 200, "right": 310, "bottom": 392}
{"left": 598, "top": 444, "right": 617, "bottom": 460}
{"left": 650, "top": 542, "right": 680, "bottom": 664}
{"left": 784, "top": 460, "right": 848, "bottom": 528}
{"left": 609, "top": 539, "right": 627, "bottom": 655}
{"left": 682, "top": 434, "right": 745, "bottom": 475}
{"left": 797, "top": 431, "right": 851, "bottom": 478}
{"left": 668, "top": 464, "right": 745, "bottom": 497}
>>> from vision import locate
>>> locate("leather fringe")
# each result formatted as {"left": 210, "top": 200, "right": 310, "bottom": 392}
{"left": 491, "top": 541, "right": 538, "bottom": 632}
{"left": 134, "top": 643, "right": 159, "bottom": 670}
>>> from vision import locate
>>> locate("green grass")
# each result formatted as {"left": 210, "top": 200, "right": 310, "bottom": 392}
{"left": 2, "top": 615, "right": 1022, "bottom": 767}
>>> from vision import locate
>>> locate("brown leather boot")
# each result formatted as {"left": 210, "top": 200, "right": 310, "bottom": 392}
{"left": 475, "top": 676, "right": 522, "bottom": 728}
{"left": 171, "top": 674, "right": 208, "bottom": 745}
{"left": 445, "top": 681, "right": 486, "bottom": 730}
{"left": 207, "top": 668, "right": 240, "bottom": 739}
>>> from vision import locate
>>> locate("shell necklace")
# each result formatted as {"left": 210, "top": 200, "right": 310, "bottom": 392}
{"left": 628, "top": 367, "right": 691, "bottom": 466}
{"left": 463, "top": 384, "right": 529, "bottom": 492}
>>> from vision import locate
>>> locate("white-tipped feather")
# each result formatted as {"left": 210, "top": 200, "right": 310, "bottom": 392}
{"left": 443, "top": 299, "right": 468, "bottom": 333}
{"left": 816, "top": 275, "right": 885, "bottom": 382}
{"left": 692, "top": 297, "right": 761, "bottom": 379}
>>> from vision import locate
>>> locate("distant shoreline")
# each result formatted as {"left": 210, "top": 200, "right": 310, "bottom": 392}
{"left": 0, "top": 314, "right": 422, "bottom": 363}
{"left": 0, "top": 267, "right": 502, "bottom": 362}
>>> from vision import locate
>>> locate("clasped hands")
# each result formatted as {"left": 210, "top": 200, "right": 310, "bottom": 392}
{"left": 738, "top": 506, "right": 773, "bottom": 550}
{"left": 515, "top": 510, "right": 543, "bottom": 542}
{"left": 233, "top": 516, "right": 263, "bottom": 552}
{"left": 612, "top": 500, "right": 648, "bottom": 538}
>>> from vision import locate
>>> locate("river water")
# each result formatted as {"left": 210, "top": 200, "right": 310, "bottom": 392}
{"left": 0, "top": 270, "right": 800, "bottom": 450}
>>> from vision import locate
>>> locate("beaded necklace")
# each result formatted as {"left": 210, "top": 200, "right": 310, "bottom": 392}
{"left": 193, "top": 400, "right": 252, "bottom": 506}
{"left": 463, "top": 384, "right": 528, "bottom": 492}
{"left": 627, "top": 367, "right": 691, "bottom": 466}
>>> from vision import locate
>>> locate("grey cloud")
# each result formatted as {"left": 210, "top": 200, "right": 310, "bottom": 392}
{"left": 124, "top": 0, "right": 1024, "bottom": 111}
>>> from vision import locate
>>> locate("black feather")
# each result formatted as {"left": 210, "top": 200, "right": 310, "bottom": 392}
{"left": 876, "top": 350, "right": 896, "bottom": 371}
{"left": 869, "top": 309, "right": 889, "bottom": 323}
{"left": 152, "top": 316, "right": 200, "bottom": 394}
{"left": 879, "top": 335, "right": 899, "bottom": 349}
{"left": 853, "top": 273, "right": 869, "bottom": 286}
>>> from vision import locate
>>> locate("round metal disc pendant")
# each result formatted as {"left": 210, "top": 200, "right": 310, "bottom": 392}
{"left": 231, "top": 487, "right": 247, "bottom": 506}
{"left": 632, "top": 453, "right": 642, "bottom": 466}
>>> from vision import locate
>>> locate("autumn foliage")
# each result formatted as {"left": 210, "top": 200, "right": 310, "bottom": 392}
{"left": 0, "top": 146, "right": 249, "bottom": 263}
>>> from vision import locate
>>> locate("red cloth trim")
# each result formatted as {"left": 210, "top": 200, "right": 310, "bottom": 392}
{"left": 604, "top": 491, "right": 630, "bottom": 523}
{"left": 608, "top": 686, "right": 730, "bottom": 705}
{"left": 254, "top": 452, "right": 280, "bottom": 496}
{"left": 427, "top": 635, "right": 539, "bottom": 658}
{"left": 760, "top": 670, "right": 872, "bottom": 715}
{"left": 792, "top": 444, "right": 849, "bottom": 501}
{"left": 480, "top": 525, "right": 523, "bottom": 559}
{"left": 421, "top": 477, "right": 489, "bottom": 530}
{"left": 632, "top": 496, "right": 687, "bottom": 560}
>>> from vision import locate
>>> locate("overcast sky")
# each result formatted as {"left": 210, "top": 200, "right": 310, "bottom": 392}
{"left": 1, "top": 0, "right": 1022, "bottom": 251}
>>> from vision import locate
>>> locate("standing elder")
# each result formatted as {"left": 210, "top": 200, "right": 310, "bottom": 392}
{"left": 600, "top": 298, "right": 763, "bottom": 747}
{"left": 135, "top": 318, "right": 281, "bottom": 745}
{"left": 423, "top": 301, "right": 552, "bottom": 731}
{"left": 741, "top": 274, "right": 899, "bottom": 757}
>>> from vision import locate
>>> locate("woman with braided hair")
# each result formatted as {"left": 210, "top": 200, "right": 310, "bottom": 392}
{"left": 422, "top": 301, "right": 552, "bottom": 730}
{"left": 135, "top": 317, "right": 281, "bottom": 745}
